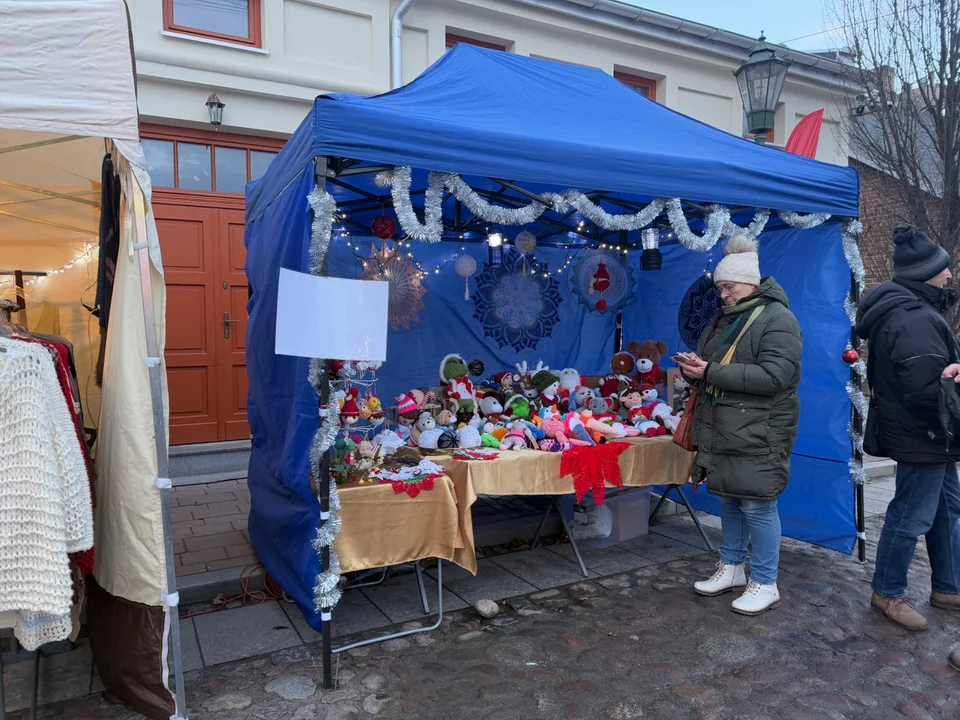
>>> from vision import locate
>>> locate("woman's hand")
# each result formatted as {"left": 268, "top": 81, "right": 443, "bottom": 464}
{"left": 944, "top": 363, "right": 960, "bottom": 383}
{"left": 679, "top": 353, "right": 708, "bottom": 380}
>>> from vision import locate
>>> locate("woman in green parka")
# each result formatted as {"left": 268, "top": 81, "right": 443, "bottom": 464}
{"left": 676, "top": 235, "right": 803, "bottom": 617}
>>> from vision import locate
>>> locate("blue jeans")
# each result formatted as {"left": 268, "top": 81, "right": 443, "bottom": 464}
{"left": 719, "top": 497, "right": 782, "bottom": 585}
{"left": 873, "top": 462, "right": 960, "bottom": 599}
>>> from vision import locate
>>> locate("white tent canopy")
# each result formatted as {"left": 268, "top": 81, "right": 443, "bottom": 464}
{"left": 0, "top": 2, "right": 181, "bottom": 718}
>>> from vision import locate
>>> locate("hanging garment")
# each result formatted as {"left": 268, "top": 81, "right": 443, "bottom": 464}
{"left": 13, "top": 334, "right": 97, "bottom": 574}
{"left": 96, "top": 153, "right": 121, "bottom": 330}
{"left": 0, "top": 336, "right": 93, "bottom": 650}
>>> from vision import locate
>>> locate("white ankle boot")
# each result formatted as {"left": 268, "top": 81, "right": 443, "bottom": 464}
{"left": 731, "top": 580, "right": 780, "bottom": 615}
{"left": 694, "top": 561, "right": 747, "bottom": 596}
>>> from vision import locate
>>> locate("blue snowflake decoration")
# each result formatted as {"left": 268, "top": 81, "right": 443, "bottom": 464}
{"left": 569, "top": 250, "right": 637, "bottom": 316}
{"left": 678, "top": 274, "right": 723, "bottom": 350}
{"left": 473, "top": 251, "right": 563, "bottom": 352}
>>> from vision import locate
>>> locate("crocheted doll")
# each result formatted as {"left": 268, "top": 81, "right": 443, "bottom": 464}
{"left": 341, "top": 388, "right": 361, "bottom": 427}
{"left": 500, "top": 421, "right": 533, "bottom": 451}
{"left": 440, "top": 353, "right": 477, "bottom": 415}
{"left": 532, "top": 369, "right": 562, "bottom": 409}
{"left": 640, "top": 385, "right": 681, "bottom": 433}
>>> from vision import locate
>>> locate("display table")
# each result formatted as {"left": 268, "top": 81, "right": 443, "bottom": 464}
{"left": 435, "top": 436, "right": 697, "bottom": 576}
{"left": 336, "top": 474, "right": 478, "bottom": 575}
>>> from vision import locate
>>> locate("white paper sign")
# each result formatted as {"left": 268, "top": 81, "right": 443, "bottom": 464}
{"left": 275, "top": 268, "right": 389, "bottom": 361}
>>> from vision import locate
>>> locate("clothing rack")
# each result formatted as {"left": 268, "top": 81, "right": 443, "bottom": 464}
{"left": 0, "top": 270, "right": 48, "bottom": 321}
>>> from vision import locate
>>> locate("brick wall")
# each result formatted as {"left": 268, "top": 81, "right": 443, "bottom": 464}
{"left": 171, "top": 480, "right": 258, "bottom": 576}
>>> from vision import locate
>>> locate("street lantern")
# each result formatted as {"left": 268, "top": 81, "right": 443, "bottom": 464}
{"left": 205, "top": 93, "right": 225, "bottom": 126}
{"left": 735, "top": 34, "right": 791, "bottom": 144}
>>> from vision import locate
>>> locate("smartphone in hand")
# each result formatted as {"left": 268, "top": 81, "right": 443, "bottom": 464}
{"left": 672, "top": 352, "right": 691, "bottom": 364}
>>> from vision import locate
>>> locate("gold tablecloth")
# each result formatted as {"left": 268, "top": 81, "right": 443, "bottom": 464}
{"left": 437, "top": 436, "right": 695, "bottom": 498}
{"left": 336, "top": 474, "right": 478, "bottom": 575}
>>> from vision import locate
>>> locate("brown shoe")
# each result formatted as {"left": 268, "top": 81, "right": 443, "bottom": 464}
{"left": 950, "top": 650, "right": 960, "bottom": 673}
{"left": 930, "top": 591, "right": 960, "bottom": 610}
{"left": 871, "top": 593, "right": 929, "bottom": 631}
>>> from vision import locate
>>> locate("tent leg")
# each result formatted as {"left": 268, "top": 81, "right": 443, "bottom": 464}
{"left": 28, "top": 650, "right": 39, "bottom": 720}
{"left": 856, "top": 481, "right": 866, "bottom": 563}
{"left": 0, "top": 643, "right": 6, "bottom": 720}
{"left": 131, "top": 189, "right": 188, "bottom": 719}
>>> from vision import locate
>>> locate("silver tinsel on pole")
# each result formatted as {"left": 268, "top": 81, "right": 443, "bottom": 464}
{"left": 842, "top": 220, "right": 867, "bottom": 297}
{"left": 307, "top": 186, "right": 337, "bottom": 273}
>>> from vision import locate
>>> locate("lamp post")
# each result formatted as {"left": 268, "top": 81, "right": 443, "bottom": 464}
{"left": 735, "top": 33, "right": 791, "bottom": 144}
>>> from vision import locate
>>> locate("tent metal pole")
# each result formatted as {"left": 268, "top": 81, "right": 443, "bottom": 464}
{"left": 314, "top": 156, "right": 336, "bottom": 691}
{"left": 850, "top": 267, "right": 867, "bottom": 563}
{"left": 132, "top": 189, "right": 188, "bottom": 719}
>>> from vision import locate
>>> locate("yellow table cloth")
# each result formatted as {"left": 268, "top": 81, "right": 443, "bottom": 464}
{"left": 336, "top": 474, "right": 478, "bottom": 575}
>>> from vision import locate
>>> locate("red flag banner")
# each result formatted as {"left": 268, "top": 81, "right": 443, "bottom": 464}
{"left": 785, "top": 109, "right": 825, "bottom": 159}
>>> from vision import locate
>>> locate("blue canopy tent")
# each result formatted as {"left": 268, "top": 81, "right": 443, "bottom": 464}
{"left": 245, "top": 45, "right": 864, "bottom": 670}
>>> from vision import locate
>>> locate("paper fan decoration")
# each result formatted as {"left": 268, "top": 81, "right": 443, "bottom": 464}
{"left": 361, "top": 243, "right": 427, "bottom": 332}
{"left": 678, "top": 274, "right": 722, "bottom": 350}
{"left": 515, "top": 231, "right": 537, "bottom": 255}
{"left": 570, "top": 249, "right": 636, "bottom": 315}
{"left": 455, "top": 254, "right": 478, "bottom": 300}
{"left": 473, "top": 250, "right": 563, "bottom": 352}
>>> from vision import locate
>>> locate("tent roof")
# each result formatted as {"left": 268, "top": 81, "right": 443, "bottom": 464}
{"left": 250, "top": 44, "right": 860, "bottom": 221}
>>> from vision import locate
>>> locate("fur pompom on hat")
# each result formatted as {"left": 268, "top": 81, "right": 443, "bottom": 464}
{"left": 713, "top": 235, "right": 761, "bottom": 287}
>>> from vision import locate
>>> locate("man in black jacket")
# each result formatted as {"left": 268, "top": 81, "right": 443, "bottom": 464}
{"left": 856, "top": 224, "right": 960, "bottom": 638}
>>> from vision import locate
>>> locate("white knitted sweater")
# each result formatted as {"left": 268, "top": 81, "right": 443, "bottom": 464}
{"left": 0, "top": 336, "right": 93, "bottom": 650}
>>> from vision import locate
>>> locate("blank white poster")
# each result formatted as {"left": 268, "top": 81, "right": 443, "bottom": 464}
{"left": 275, "top": 268, "right": 389, "bottom": 361}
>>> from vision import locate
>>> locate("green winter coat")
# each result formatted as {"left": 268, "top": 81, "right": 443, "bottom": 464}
{"left": 691, "top": 278, "right": 803, "bottom": 501}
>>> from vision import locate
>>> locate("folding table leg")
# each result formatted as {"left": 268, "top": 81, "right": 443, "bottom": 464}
{"left": 672, "top": 486, "right": 715, "bottom": 552}
{"left": 414, "top": 562, "right": 430, "bottom": 614}
{"left": 555, "top": 501, "right": 589, "bottom": 578}
{"left": 333, "top": 562, "right": 444, "bottom": 655}
{"left": 530, "top": 498, "right": 554, "bottom": 550}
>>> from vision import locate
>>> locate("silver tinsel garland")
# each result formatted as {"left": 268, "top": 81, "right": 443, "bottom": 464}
{"left": 723, "top": 209, "right": 771, "bottom": 240}
{"left": 844, "top": 296, "right": 858, "bottom": 326}
{"left": 849, "top": 459, "right": 867, "bottom": 485}
{"left": 441, "top": 172, "right": 550, "bottom": 226}
{"left": 307, "top": 186, "right": 337, "bottom": 272}
{"left": 777, "top": 210, "right": 831, "bottom": 229}
{"left": 666, "top": 200, "right": 730, "bottom": 252}
{"left": 313, "top": 551, "right": 343, "bottom": 610}
{"left": 842, "top": 220, "right": 867, "bottom": 297}
{"left": 564, "top": 192, "right": 666, "bottom": 231}
{"left": 389, "top": 167, "right": 445, "bottom": 243}
{"left": 847, "top": 380, "right": 869, "bottom": 418}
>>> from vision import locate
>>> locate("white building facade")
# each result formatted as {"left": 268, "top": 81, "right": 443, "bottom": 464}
{"left": 128, "top": 0, "right": 852, "bottom": 449}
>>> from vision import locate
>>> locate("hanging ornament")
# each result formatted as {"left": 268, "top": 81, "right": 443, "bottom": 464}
{"left": 591, "top": 263, "right": 611, "bottom": 312}
{"left": 371, "top": 215, "right": 397, "bottom": 240}
{"left": 842, "top": 348, "right": 860, "bottom": 365}
{"left": 515, "top": 230, "right": 537, "bottom": 276}
{"left": 454, "top": 254, "right": 478, "bottom": 300}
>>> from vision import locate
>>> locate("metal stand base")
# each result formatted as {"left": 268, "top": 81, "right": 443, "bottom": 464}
{"left": 332, "top": 561, "right": 443, "bottom": 656}
{"left": 649, "top": 485, "right": 715, "bottom": 552}
{"left": 0, "top": 645, "right": 41, "bottom": 720}
{"left": 530, "top": 497, "right": 589, "bottom": 577}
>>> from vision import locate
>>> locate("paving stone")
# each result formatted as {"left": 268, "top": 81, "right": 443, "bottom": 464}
{"left": 619, "top": 532, "right": 709, "bottom": 564}
{"left": 280, "top": 590, "right": 392, "bottom": 642}
{"left": 204, "top": 692, "right": 252, "bottom": 711}
{"left": 0, "top": 643, "right": 93, "bottom": 712}
{"left": 427, "top": 559, "right": 537, "bottom": 605}
{"left": 178, "top": 617, "right": 204, "bottom": 671}
{"left": 193, "top": 601, "right": 301, "bottom": 665}
{"left": 264, "top": 675, "right": 316, "bottom": 700}
{"left": 359, "top": 570, "right": 467, "bottom": 623}
{"left": 487, "top": 548, "right": 585, "bottom": 590}
{"left": 547, "top": 542, "right": 656, "bottom": 577}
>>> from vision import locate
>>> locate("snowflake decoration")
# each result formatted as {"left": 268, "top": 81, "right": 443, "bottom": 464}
{"left": 678, "top": 274, "right": 723, "bottom": 351}
{"left": 570, "top": 250, "right": 637, "bottom": 315}
{"left": 361, "top": 243, "right": 427, "bottom": 332}
{"left": 473, "top": 251, "right": 563, "bottom": 352}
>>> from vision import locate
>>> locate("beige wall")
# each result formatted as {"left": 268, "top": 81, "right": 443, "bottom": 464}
{"left": 130, "top": 0, "right": 849, "bottom": 164}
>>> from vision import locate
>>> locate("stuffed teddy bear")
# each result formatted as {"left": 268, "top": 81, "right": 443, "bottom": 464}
{"left": 630, "top": 340, "right": 669, "bottom": 398}
{"left": 440, "top": 353, "right": 477, "bottom": 415}
{"left": 611, "top": 350, "right": 636, "bottom": 376}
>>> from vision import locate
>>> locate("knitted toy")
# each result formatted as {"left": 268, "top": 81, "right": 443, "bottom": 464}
{"left": 341, "top": 388, "right": 361, "bottom": 427}
{"left": 541, "top": 417, "right": 590, "bottom": 448}
{"left": 532, "top": 369, "right": 562, "bottom": 409}
{"left": 366, "top": 395, "right": 386, "bottom": 426}
{"left": 435, "top": 408, "right": 457, "bottom": 431}
{"left": 500, "top": 421, "right": 533, "bottom": 451}
{"left": 673, "top": 374, "right": 692, "bottom": 416}
{"left": 477, "top": 389, "right": 505, "bottom": 422}
{"left": 415, "top": 411, "right": 448, "bottom": 449}
{"left": 514, "top": 360, "right": 549, "bottom": 400}
{"left": 569, "top": 386, "right": 596, "bottom": 413}
{"left": 396, "top": 391, "right": 420, "bottom": 430}
{"left": 640, "top": 385, "right": 681, "bottom": 433}
{"left": 457, "top": 414, "right": 483, "bottom": 449}
{"left": 580, "top": 409, "right": 626, "bottom": 443}
{"left": 619, "top": 385, "right": 667, "bottom": 436}
{"left": 493, "top": 371, "right": 515, "bottom": 395}
{"left": 557, "top": 368, "right": 581, "bottom": 411}
{"left": 440, "top": 353, "right": 477, "bottom": 414}
{"left": 561, "top": 412, "right": 597, "bottom": 446}
{"left": 632, "top": 340, "right": 670, "bottom": 397}
{"left": 504, "top": 394, "right": 534, "bottom": 421}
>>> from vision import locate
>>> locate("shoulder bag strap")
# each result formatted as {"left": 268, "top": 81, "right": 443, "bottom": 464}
{"left": 719, "top": 305, "right": 766, "bottom": 366}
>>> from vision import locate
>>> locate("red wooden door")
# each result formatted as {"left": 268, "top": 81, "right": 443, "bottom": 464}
{"left": 216, "top": 208, "right": 250, "bottom": 441}
{"left": 155, "top": 203, "right": 220, "bottom": 445}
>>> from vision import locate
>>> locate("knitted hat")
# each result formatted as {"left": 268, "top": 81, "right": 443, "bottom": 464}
{"left": 396, "top": 392, "right": 418, "bottom": 416}
{"left": 713, "top": 235, "right": 761, "bottom": 286}
{"left": 892, "top": 224, "right": 950, "bottom": 282}
{"left": 532, "top": 369, "right": 560, "bottom": 394}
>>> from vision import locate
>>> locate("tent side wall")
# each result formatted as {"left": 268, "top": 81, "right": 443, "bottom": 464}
{"left": 245, "top": 168, "right": 328, "bottom": 631}
{"left": 624, "top": 221, "right": 857, "bottom": 553}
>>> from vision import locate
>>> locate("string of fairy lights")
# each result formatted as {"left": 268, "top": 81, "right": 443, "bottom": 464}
{"left": 0, "top": 245, "right": 98, "bottom": 288}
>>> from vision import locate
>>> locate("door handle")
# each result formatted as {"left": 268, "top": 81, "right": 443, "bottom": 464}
{"left": 224, "top": 312, "right": 240, "bottom": 339}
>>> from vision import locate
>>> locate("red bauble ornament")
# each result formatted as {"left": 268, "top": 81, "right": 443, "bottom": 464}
{"left": 596, "top": 298, "right": 608, "bottom": 312}
{"left": 372, "top": 215, "right": 396, "bottom": 240}
{"left": 842, "top": 348, "right": 860, "bottom": 365}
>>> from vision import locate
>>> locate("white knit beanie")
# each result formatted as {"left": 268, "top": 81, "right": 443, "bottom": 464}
{"left": 713, "top": 235, "right": 760, "bottom": 286}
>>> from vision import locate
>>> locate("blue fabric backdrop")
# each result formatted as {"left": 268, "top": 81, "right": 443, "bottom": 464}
{"left": 623, "top": 222, "right": 856, "bottom": 553}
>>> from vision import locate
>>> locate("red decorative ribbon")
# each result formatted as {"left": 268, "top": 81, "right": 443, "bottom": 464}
{"left": 382, "top": 473, "right": 442, "bottom": 498}
{"left": 560, "top": 443, "right": 631, "bottom": 507}
{"left": 453, "top": 450, "right": 500, "bottom": 462}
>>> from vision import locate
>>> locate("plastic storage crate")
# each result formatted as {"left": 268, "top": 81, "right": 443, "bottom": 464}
{"left": 561, "top": 488, "right": 651, "bottom": 548}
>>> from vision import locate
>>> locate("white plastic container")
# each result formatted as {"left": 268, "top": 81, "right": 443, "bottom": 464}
{"left": 561, "top": 488, "right": 651, "bottom": 548}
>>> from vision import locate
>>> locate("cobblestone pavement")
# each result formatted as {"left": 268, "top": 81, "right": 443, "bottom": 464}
{"left": 20, "top": 515, "right": 960, "bottom": 720}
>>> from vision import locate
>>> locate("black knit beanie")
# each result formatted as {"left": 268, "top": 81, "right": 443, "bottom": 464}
{"left": 892, "top": 224, "right": 950, "bottom": 282}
